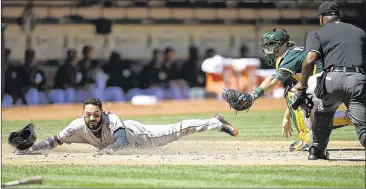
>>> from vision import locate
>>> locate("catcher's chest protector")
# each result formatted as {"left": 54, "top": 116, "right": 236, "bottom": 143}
{"left": 8, "top": 123, "right": 37, "bottom": 150}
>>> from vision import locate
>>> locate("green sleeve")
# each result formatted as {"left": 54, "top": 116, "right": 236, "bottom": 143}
{"left": 272, "top": 69, "right": 292, "bottom": 84}
{"left": 277, "top": 48, "right": 308, "bottom": 74}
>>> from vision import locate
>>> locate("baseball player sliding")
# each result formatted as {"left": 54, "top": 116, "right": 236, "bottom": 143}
{"left": 12, "top": 97, "right": 238, "bottom": 155}
{"left": 222, "top": 28, "right": 352, "bottom": 152}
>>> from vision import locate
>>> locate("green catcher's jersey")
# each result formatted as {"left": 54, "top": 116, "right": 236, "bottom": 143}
{"left": 272, "top": 46, "right": 323, "bottom": 90}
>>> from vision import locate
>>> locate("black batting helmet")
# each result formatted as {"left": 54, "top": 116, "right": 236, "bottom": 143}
{"left": 8, "top": 123, "right": 37, "bottom": 151}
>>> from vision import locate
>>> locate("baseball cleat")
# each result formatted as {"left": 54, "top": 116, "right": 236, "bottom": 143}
{"left": 214, "top": 113, "right": 238, "bottom": 137}
{"left": 308, "top": 147, "right": 330, "bottom": 160}
{"left": 289, "top": 140, "right": 310, "bottom": 152}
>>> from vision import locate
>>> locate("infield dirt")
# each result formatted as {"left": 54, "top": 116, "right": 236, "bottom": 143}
{"left": 2, "top": 99, "right": 364, "bottom": 166}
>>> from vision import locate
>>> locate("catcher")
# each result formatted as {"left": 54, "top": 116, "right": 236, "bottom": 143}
{"left": 222, "top": 28, "right": 352, "bottom": 151}
{"left": 8, "top": 97, "right": 238, "bottom": 155}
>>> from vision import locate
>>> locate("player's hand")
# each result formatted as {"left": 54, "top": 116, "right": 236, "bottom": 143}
{"left": 294, "top": 82, "right": 308, "bottom": 91}
{"left": 15, "top": 147, "right": 43, "bottom": 155}
{"left": 97, "top": 146, "right": 115, "bottom": 155}
{"left": 281, "top": 118, "right": 293, "bottom": 138}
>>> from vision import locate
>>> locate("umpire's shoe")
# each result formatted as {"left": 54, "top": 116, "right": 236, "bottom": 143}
{"left": 214, "top": 113, "right": 238, "bottom": 137}
{"left": 308, "top": 147, "right": 330, "bottom": 160}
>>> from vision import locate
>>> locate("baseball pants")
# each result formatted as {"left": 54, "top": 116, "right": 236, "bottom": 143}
{"left": 311, "top": 72, "right": 366, "bottom": 151}
{"left": 123, "top": 117, "right": 223, "bottom": 148}
{"left": 286, "top": 72, "right": 352, "bottom": 144}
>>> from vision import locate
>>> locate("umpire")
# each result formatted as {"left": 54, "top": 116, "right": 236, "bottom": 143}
{"left": 295, "top": 1, "right": 366, "bottom": 160}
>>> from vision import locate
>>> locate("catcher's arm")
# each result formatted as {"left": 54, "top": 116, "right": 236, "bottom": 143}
{"left": 222, "top": 71, "right": 288, "bottom": 112}
{"left": 282, "top": 107, "right": 293, "bottom": 138}
{"left": 256, "top": 75, "right": 282, "bottom": 97}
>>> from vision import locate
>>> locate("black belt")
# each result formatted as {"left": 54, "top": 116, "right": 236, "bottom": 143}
{"left": 327, "top": 66, "right": 365, "bottom": 74}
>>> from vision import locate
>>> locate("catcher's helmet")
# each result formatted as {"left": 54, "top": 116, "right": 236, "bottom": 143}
{"left": 260, "top": 28, "right": 293, "bottom": 66}
{"left": 8, "top": 123, "right": 37, "bottom": 150}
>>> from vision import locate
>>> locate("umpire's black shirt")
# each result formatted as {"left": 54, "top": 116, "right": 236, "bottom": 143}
{"left": 306, "top": 18, "right": 366, "bottom": 70}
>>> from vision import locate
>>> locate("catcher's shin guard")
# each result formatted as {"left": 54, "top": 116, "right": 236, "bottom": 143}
{"left": 286, "top": 92, "right": 311, "bottom": 151}
{"left": 288, "top": 107, "right": 311, "bottom": 151}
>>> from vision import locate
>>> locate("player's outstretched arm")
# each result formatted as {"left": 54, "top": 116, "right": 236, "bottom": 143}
{"left": 23, "top": 119, "right": 83, "bottom": 154}
{"left": 17, "top": 135, "right": 63, "bottom": 155}
{"left": 222, "top": 75, "right": 282, "bottom": 112}
{"left": 31, "top": 135, "right": 63, "bottom": 151}
{"left": 257, "top": 75, "right": 282, "bottom": 96}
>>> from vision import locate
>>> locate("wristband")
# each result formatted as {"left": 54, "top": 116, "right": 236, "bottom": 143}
{"left": 252, "top": 87, "right": 264, "bottom": 99}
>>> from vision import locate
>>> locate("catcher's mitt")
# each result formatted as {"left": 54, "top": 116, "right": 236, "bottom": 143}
{"left": 222, "top": 88, "right": 254, "bottom": 112}
{"left": 290, "top": 89, "right": 314, "bottom": 118}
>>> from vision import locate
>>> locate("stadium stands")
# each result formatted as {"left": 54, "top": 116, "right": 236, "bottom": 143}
{"left": 1, "top": 0, "right": 365, "bottom": 106}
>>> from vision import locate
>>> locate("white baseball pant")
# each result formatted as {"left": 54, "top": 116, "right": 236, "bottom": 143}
{"left": 123, "top": 117, "right": 223, "bottom": 148}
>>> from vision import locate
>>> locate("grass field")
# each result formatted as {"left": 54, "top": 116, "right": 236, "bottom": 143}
{"left": 2, "top": 164, "right": 365, "bottom": 188}
{"left": 2, "top": 111, "right": 365, "bottom": 188}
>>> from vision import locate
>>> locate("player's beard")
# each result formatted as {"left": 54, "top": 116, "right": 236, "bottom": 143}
{"left": 85, "top": 118, "right": 103, "bottom": 132}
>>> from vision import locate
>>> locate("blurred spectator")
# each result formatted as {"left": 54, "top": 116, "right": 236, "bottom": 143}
{"left": 4, "top": 49, "right": 27, "bottom": 105}
{"left": 49, "top": 49, "right": 78, "bottom": 104}
{"left": 103, "top": 51, "right": 138, "bottom": 101}
{"left": 139, "top": 49, "right": 165, "bottom": 89}
{"left": 88, "top": 59, "right": 108, "bottom": 101}
{"left": 239, "top": 44, "right": 249, "bottom": 58}
{"left": 164, "top": 47, "right": 180, "bottom": 81}
{"left": 90, "top": 59, "right": 108, "bottom": 90}
{"left": 181, "top": 46, "right": 207, "bottom": 99}
{"left": 3, "top": 48, "right": 11, "bottom": 73}
{"left": 103, "top": 51, "right": 122, "bottom": 87}
{"left": 103, "top": 0, "right": 113, "bottom": 7}
{"left": 20, "top": 48, "right": 48, "bottom": 105}
{"left": 163, "top": 47, "right": 190, "bottom": 100}
{"left": 54, "top": 49, "right": 77, "bottom": 90}
{"left": 138, "top": 49, "right": 166, "bottom": 100}
{"left": 77, "top": 45, "right": 94, "bottom": 87}
{"left": 204, "top": 48, "right": 216, "bottom": 59}
{"left": 74, "top": 45, "right": 96, "bottom": 102}
{"left": 2, "top": 48, "right": 11, "bottom": 99}
{"left": 3, "top": 48, "right": 21, "bottom": 106}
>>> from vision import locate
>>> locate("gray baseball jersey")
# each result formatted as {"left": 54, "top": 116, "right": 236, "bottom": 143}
{"left": 57, "top": 113, "right": 124, "bottom": 149}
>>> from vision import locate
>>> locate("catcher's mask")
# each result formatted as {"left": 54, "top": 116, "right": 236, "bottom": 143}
{"left": 260, "top": 28, "right": 293, "bottom": 66}
{"left": 8, "top": 123, "right": 37, "bottom": 150}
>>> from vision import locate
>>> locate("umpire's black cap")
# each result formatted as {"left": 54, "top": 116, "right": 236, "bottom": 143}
{"left": 317, "top": 1, "right": 340, "bottom": 16}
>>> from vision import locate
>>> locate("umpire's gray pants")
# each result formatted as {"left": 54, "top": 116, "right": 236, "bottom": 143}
{"left": 311, "top": 72, "right": 366, "bottom": 151}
